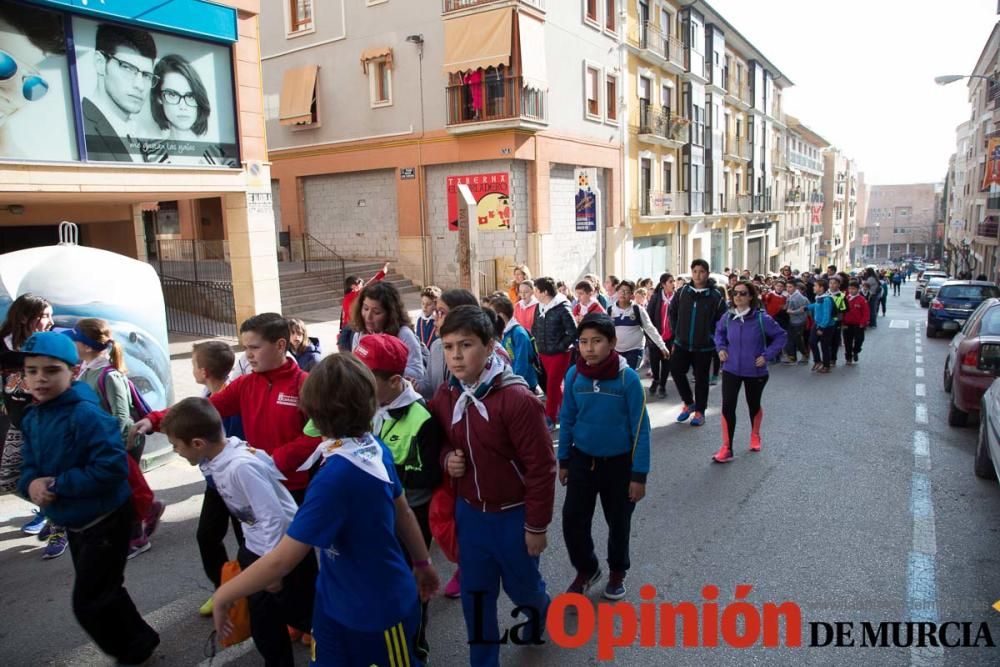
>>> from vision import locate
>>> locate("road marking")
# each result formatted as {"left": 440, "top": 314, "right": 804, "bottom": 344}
{"left": 197, "top": 639, "right": 257, "bottom": 667}
{"left": 913, "top": 431, "right": 930, "bottom": 461}
{"left": 916, "top": 367, "right": 924, "bottom": 377}
{"left": 909, "top": 433, "right": 944, "bottom": 666}
{"left": 915, "top": 404, "right": 928, "bottom": 424}
{"left": 915, "top": 345, "right": 922, "bottom": 354}
{"left": 915, "top": 383, "right": 926, "bottom": 397}
{"left": 890, "top": 319, "right": 911, "bottom": 328}
{"left": 915, "top": 355, "right": 924, "bottom": 364}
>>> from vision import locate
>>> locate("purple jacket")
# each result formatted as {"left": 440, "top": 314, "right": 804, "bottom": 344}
{"left": 713, "top": 307, "right": 788, "bottom": 377}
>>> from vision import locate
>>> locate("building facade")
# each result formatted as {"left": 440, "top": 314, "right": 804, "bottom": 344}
{"left": 776, "top": 115, "right": 828, "bottom": 270}
{"left": 0, "top": 0, "right": 278, "bottom": 326}
{"left": 624, "top": 0, "right": 791, "bottom": 278}
{"left": 861, "top": 184, "right": 940, "bottom": 262}
{"left": 943, "top": 21, "right": 1000, "bottom": 281}
{"left": 820, "top": 149, "right": 858, "bottom": 270}
{"left": 262, "top": 0, "right": 623, "bottom": 291}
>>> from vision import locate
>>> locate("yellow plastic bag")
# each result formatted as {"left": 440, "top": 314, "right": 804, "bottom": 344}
{"left": 219, "top": 560, "right": 252, "bottom": 647}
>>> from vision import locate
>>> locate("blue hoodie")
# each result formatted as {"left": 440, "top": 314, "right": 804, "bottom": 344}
{"left": 501, "top": 320, "right": 539, "bottom": 390}
{"left": 558, "top": 356, "right": 651, "bottom": 483}
{"left": 17, "top": 381, "right": 130, "bottom": 530}
{"left": 713, "top": 307, "right": 788, "bottom": 378}
{"left": 807, "top": 293, "right": 836, "bottom": 329}
{"left": 292, "top": 336, "right": 322, "bottom": 372}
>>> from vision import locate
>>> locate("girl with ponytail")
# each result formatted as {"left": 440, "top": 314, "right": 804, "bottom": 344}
{"left": 66, "top": 317, "right": 165, "bottom": 559}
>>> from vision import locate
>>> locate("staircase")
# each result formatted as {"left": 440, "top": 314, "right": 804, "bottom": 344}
{"left": 280, "top": 261, "right": 421, "bottom": 321}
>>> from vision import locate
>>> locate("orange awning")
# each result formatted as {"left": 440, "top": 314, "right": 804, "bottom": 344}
{"left": 442, "top": 7, "right": 512, "bottom": 74}
{"left": 279, "top": 65, "right": 319, "bottom": 126}
{"left": 360, "top": 46, "right": 393, "bottom": 74}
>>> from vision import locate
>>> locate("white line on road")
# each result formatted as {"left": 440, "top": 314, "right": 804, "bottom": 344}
{"left": 915, "top": 355, "right": 924, "bottom": 364}
{"left": 915, "top": 383, "right": 926, "bottom": 397}
{"left": 915, "top": 404, "right": 928, "bottom": 424}
{"left": 197, "top": 638, "right": 258, "bottom": 667}
{"left": 916, "top": 367, "right": 925, "bottom": 378}
{"left": 890, "top": 319, "right": 911, "bottom": 328}
{"left": 908, "top": 431, "right": 943, "bottom": 666}
{"left": 915, "top": 345, "right": 922, "bottom": 354}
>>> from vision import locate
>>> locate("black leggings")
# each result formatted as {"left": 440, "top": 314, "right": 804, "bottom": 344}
{"left": 720, "top": 372, "right": 769, "bottom": 451}
{"left": 647, "top": 341, "right": 672, "bottom": 390}
{"left": 198, "top": 485, "right": 245, "bottom": 588}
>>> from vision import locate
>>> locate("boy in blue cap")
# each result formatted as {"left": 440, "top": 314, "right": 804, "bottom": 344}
{"left": 13, "top": 332, "right": 159, "bottom": 664}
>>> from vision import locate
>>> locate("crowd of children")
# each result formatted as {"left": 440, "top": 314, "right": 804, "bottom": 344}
{"left": 0, "top": 257, "right": 904, "bottom": 666}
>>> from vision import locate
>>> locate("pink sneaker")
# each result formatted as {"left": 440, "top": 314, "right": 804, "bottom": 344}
{"left": 711, "top": 444, "right": 734, "bottom": 463}
{"left": 750, "top": 434, "right": 761, "bottom": 452}
{"left": 444, "top": 570, "right": 461, "bottom": 598}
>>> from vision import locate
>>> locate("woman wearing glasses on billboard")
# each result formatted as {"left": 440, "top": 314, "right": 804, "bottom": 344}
{"left": 147, "top": 54, "right": 235, "bottom": 166}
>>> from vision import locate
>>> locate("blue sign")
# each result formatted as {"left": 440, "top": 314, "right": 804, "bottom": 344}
{"left": 576, "top": 188, "right": 597, "bottom": 232}
{"left": 28, "top": 0, "right": 238, "bottom": 43}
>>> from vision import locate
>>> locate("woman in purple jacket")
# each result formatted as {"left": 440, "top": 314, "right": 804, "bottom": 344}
{"left": 711, "top": 281, "right": 787, "bottom": 464}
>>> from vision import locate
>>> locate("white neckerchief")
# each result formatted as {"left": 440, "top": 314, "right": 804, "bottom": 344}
{"left": 451, "top": 353, "right": 504, "bottom": 425}
{"left": 296, "top": 432, "right": 390, "bottom": 482}
{"left": 373, "top": 379, "right": 423, "bottom": 435}
{"left": 732, "top": 307, "right": 752, "bottom": 322}
{"left": 76, "top": 354, "right": 111, "bottom": 379}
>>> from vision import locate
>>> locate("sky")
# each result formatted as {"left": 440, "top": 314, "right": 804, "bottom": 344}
{"left": 705, "top": 0, "right": 997, "bottom": 185}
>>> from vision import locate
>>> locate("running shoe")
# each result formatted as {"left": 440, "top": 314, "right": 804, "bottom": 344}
{"left": 709, "top": 374, "right": 719, "bottom": 386}
{"left": 42, "top": 528, "right": 68, "bottom": 559}
{"left": 781, "top": 358, "right": 795, "bottom": 365}
{"left": 545, "top": 417, "right": 559, "bottom": 432}
{"left": 750, "top": 434, "right": 761, "bottom": 452}
{"left": 38, "top": 520, "right": 53, "bottom": 541}
{"left": 567, "top": 568, "right": 602, "bottom": 595}
{"left": 21, "top": 511, "right": 46, "bottom": 535}
{"left": 676, "top": 405, "right": 693, "bottom": 422}
{"left": 647, "top": 386, "right": 658, "bottom": 400}
{"left": 128, "top": 537, "right": 152, "bottom": 560}
{"left": 797, "top": 358, "right": 809, "bottom": 365}
{"left": 818, "top": 367, "right": 831, "bottom": 374}
{"left": 690, "top": 412, "right": 705, "bottom": 427}
{"left": 603, "top": 571, "right": 627, "bottom": 600}
{"left": 845, "top": 359, "right": 853, "bottom": 366}
{"left": 711, "top": 445, "right": 734, "bottom": 463}
{"left": 199, "top": 596, "right": 214, "bottom": 617}
{"left": 143, "top": 500, "right": 166, "bottom": 540}
{"left": 444, "top": 570, "right": 461, "bottom": 598}
{"left": 657, "top": 387, "right": 667, "bottom": 400}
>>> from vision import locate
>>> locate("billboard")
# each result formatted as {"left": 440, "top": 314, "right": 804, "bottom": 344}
{"left": 0, "top": 4, "right": 238, "bottom": 166}
{"left": 447, "top": 173, "right": 511, "bottom": 232}
{"left": 575, "top": 167, "right": 597, "bottom": 232}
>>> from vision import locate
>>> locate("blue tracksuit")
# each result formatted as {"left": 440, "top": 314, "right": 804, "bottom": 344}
{"left": 502, "top": 322, "right": 539, "bottom": 391}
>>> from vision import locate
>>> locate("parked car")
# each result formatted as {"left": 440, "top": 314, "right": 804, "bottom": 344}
{"left": 916, "top": 270, "right": 949, "bottom": 300}
{"left": 974, "top": 377, "right": 1000, "bottom": 481}
{"left": 943, "top": 298, "right": 1000, "bottom": 426}
{"left": 920, "top": 277, "right": 950, "bottom": 308}
{"left": 928, "top": 281, "right": 1000, "bottom": 337}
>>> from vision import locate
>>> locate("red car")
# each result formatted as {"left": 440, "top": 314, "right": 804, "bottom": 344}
{"left": 943, "top": 298, "right": 1000, "bottom": 426}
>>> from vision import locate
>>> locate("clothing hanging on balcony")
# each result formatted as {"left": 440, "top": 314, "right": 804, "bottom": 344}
{"left": 464, "top": 69, "right": 484, "bottom": 114}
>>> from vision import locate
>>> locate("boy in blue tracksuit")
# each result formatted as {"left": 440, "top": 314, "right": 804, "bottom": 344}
{"left": 558, "top": 313, "right": 650, "bottom": 601}
{"left": 486, "top": 294, "right": 539, "bottom": 391}
{"left": 807, "top": 279, "right": 836, "bottom": 372}
{"left": 14, "top": 332, "right": 159, "bottom": 664}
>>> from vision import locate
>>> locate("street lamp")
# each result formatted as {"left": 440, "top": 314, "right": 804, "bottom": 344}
{"left": 935, "top": 74, "right": 1000, "bottom": 86}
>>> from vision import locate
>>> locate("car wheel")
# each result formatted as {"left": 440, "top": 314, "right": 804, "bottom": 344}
{"left": 926, "top": 325, "right": 936, "bottom": 339}
{"left": 948, "top": 394, "right": 969, "bottom": 427}
{"left": 974, "top": 416, "right": 997, "bottom": 479}
{"left": 943, "top": 361, "right": 952, "bottom": 393}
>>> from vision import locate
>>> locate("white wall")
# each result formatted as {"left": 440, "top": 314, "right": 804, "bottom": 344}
{"left": 540, "top": 164, "right": 602, "bottom": 284}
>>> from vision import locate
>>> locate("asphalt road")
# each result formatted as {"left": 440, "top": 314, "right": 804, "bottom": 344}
{"left": 1, "top": 281, "right": 998, "bottom": 666}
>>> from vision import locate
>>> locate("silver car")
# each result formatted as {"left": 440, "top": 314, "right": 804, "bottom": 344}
{"left": 974, "top": 377, "right": 1000, "bottom": 481}
{"left": 920, "top": 277, "right": 949, "bottom": 308}
{"left": 917, "top": 270, "right": 949, "bottom": 299}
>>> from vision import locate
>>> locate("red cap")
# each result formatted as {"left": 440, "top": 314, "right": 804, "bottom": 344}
{"left": 353, "top": 333, "right": 408, "bottom": 375}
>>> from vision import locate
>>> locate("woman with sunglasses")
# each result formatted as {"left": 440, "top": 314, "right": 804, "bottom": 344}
{"left": 710, "top": 281, "right": 787, "bottom": 464}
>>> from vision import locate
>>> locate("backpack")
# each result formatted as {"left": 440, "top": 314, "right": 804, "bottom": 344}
{"left": 97, "top": 367, "right": 152, "bottom": 421}
{"left": 724, "top": 311, "right": 771, "bottom": 350}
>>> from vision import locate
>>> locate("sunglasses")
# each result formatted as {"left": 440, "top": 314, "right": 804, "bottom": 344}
{"left": 732, "top": 290, "right": 750, "bottom": 296}
{"left": 0, "top": 49, "right": 49, "bottom": 102}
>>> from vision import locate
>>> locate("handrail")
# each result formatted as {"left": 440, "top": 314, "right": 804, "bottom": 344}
{"left": 301, "top": 233, "right": 346, "bottom": 282}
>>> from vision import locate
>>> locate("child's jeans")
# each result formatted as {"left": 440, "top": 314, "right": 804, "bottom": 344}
{"left": 784, "top": 323, "right": 808, "bottom": 360}
{"left": 562, "top": 449, "right": 636, "bottom": 576}
{"left": 843, "top": 325, "right": 865, "bottom": 360}
{"left": 238, "top": 544, "right": 317, "bottom": 667}
{"left": 810, "top": 327, "right": 834, "bottom": 368}
{"left": 68, "top": 501, "right": 159, "bottom": 664}
{"left": 456, "top": 501, "right": 549, "bottom": 667}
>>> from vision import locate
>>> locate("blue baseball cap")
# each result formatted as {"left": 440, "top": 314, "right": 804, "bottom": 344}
{"left": 19, "top": 331, "right": 80, "bottom": 367}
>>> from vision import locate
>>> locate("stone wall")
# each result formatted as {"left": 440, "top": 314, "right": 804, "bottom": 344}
{"left": 302, "top": 170, "right": 399, "bottom": 258}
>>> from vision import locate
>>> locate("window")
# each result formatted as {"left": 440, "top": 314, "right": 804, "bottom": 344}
{"left": 585, "top": 0, "right": 599, "bottom": 24}
{"left": 289, "top": 0, "right": 313, "bottom": 34}
{"left": 370, "top": 58, "right": 392, "bottom": 106}
{"left": 663, "top": 161, "right": 673, "bottom": 193}
{"left": 605, "top": 0, "right": 616, "bottom": 31}
{"left": 605, "top": 74, "right": 617, "bottom": 120}
{"left": 585, "top": 65, "right": 601, "bottom": 119}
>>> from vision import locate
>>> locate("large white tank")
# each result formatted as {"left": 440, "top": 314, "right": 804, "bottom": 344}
{"left": 0, "top": 240, "right": 172, "bottom": 410}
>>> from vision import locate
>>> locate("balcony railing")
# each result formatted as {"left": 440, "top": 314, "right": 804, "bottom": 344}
{"left": 988, "top": 194, "right": 1000, "bottom": 210}
{"left": 446, "top": 75, "right": 546, "bottom": 127}
{"left": 772, "top": 148, "right": 787, "bottom": 169}
{"left": 752, "top": 194, "right": 772, "bottom": 212}
{"left": 785, "top": 190, "right": 806, "bottom": 205}
{"left": 644, "top": 190, "right": 688, "bottom": 216}
{"left": 977, "top": 218, "right": 999, "bottom": 239}
{"left": 638, "top": 104, "right": 690, "bottom": 143}
{"left": 789, "top": 151, "right": 823, "bottom": 172}
{"left": 722, "top": 194, "right": 752, "bottom": 213}
{"left": 725, "top": 77, "right": 751, "bottom": 104}
{"left": 443, "top": 0, "right": 543, "bottom": 12}
{"left": 724, "top": 134, "right": 751, "bottom": 161}
{"left": 629, "top": 21, "right": 686, "bottom": 69}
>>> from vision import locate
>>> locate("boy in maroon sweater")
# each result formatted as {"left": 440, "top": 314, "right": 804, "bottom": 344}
{"left": 431, "top": 306, "right": 555, "bottom": 667}
{"left": 842, "top": 280, "right": 871, "bottom": 365}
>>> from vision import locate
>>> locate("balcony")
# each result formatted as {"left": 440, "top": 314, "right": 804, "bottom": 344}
{"left": 721, "top": 194, "right": 752, "bottom": 214}
{"left": 752, "top": 194, "right": 772, "bottom": 212}
{"left": 626, "top": 21, "right": 686, "bottom": 73}
{"left": 976, "top": 218, "right": 999, "bottom": 240}
{"left": 785, "top": 190, "right": 806, "bottom": 207}
{"left": 772, "top": 148, "right": 787, "bottom": 170}
{"left": 446, "top": 75, "right": 547, "bottom": 133}
{"left": 643, "top": 190, "right": 688, "bottom": 217}
{"left": 443, "top": 0, "right": 544, "bottom": 12}
{"left": 988, "top": 194, "right": 1000, "bottom": 210}
{"left": 724, "top": 77, "right": 752, "bottom": 109}
{"left": 789, "top": 151, "right": 823, "bottom": 173}
{"left": 638, "top": 104, "right": 690, "bottom": 148}
{"left": 723, "top": 134, "right": 751, "bottom": 162}
{"left": 810, "top": 193, "right": 825, "bottom": 204}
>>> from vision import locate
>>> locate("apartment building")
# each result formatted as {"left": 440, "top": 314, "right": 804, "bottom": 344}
{"left": 854, "top": 170, "right": 869, "bottom": 265}
{"left": 820, "top": 148, "right": 858, "bottom": 269}
{"left": 861, "top": 184, "right": 940, "bottom": 262}
{"left": 943, "top": 21, "right": 1000, "bottom": 281}
{"left": 262, "top": 0, "right": 623, "bottom": 291}
{"left": 776, "top": 115, "right": 828, "bottom": 270}
{"left": 625, "top": 0, "right": 790, "bottom": 278}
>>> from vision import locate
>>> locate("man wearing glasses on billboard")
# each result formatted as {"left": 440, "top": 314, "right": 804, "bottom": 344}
{"left": 82, "top": 24, "right": 157, "bottom": 162}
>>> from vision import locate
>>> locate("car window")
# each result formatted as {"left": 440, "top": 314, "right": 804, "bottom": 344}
{"left": 927, "top": 278, "right": 948, "bottom": 287}
{"left": 939, "top": 285, "right": 1000, "bottom": 300}
{"left": 981, "top": 307, "right": 1000, "bottom": 336}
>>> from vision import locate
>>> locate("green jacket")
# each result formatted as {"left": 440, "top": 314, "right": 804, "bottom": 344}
{"left": 77, "top": 363, "right": 136, "bottom": 448}
{"left": 378, "top": 398, "right": 443, "bottom": 507}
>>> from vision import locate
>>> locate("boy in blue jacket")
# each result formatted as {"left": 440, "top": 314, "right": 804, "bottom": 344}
{"left": 486, "top": 294, "right": 539, "bottom": 391}
{"left": 14, "top": 332, "right": 159, "bottom": 664}
{"left": 807, "top": 279, "right": 836, "bottom": 373}
{"left": 558, "top": 313, "right": 650, "bottom": 601}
